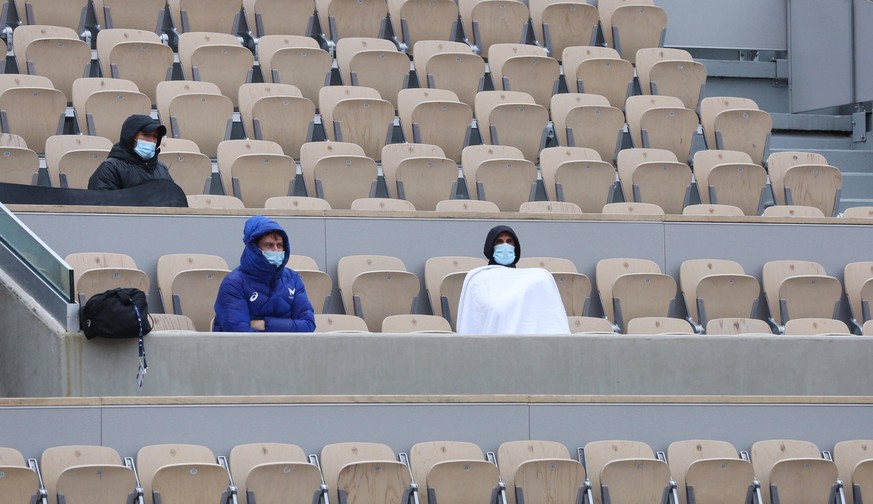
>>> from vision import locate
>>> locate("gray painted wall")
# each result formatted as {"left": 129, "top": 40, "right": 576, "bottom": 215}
{"left": 658, "top": 0, "right": 788, "bottom": 50}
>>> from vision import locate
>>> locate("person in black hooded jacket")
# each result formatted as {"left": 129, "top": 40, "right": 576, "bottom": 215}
{"left": 88, "top": 114, "right": 173, "bottom": 190}
{"left": 483, "top": 224, "right": 521, "bottom": 267}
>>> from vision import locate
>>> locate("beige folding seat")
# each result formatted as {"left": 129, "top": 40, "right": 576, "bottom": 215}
{"left": 96, "top": 29, "right": 175, "bottom": 105}
{"left": 93, "top": 0, "right": 167, "bottom": 32}
{"left": 682, "top": 204, "right": 744, "bottom": 217}
{"left": 583, "top": 440, "right": 668, "bottom": 504}
{"left": 435, "top": 199, "right": 500, "bottom": 213}
{"left": 842, "top": 206, "right": 873, "bottom": 219}
{"left": 750, "top": 440, "right": 834, "bottom": 504}
{"left": 488, "top": 44, "right": 560, "bottom": 109}
{"left": 0, "top": 73, "right": 55, "bottom": 95}
{"left": 44, "top": 134, "right": 113, "bottom": 188}
{"left": 539, "top": 145, "right": 616, "bottom": 213}
{"left": 350, "top": 197, "right": 416, "bottom": 211}
{"left": 461, "top": 143, "right": 537, "bottom": 211}
{"left": 336, "top": 37, "right": 411, "bottom": 110}
{"left": 568, "top": 316, "right": 616, "bottom": 333}
{"left": 287, "top": 254, "right": 333, "bottom": 314}
{"left": 315, "top": 0, "right": 390, "bottom": 50}
{"left": 692, "top": 149, "right": 768, "bottom": 215}
{"left": 0, "top": 447, "right": 41, "bottom": 504}
{"left": 409, "top": 441, "right": 492, "bottom": 504}
{"left": 167, "top": 0, "right": 243, "bottom": 34}
{"left": 13, "top": 0, "right": 90, "bottom": 32}
{"left": 41, "top": 445, "right": 135, "bottom": 504}
{"left": 238, "top": 83, "right": 315, "bottom": 160}
{"left": 458, "top": 0, "right": 530, "bottom": 58}
{"left": 705, "top": 317, "right": 772, "bottom": 335}
{"left": 159, "top": 150, "right": 214, "bottom": 195}
{"left": 0, "top": 145, "right": 40, "bottom": 185}
{"left": 626, "top": 316, "right": 694, "bottom": 334}
{"left": 0, "top": 81, "right": 66, "bottom": 155}
{"left": 242, "top": 0, "right": 316, "bottom": 38}
{"left": 13, "top": 25, "right": 91, "bottom": 102}
{"left": 318, "top": 86, "right": 393, "bottom": 160}
{"left": 313, "top": 313, "right": 370, "bottom": 332}
{"left": 319, "top": 442, "right": 411, "bottom": 504}
{"left": 163, "top": 136, "right": 208, "bottom": 152}
{"left": 783, "top": 317, "right": 851, "bottom": 335}
{"left": 518, "top": 256, "right": 591, "bottom": 316}
{"left": 0, "top": 133, "right": 28, "bottom": 148}
{"left": 137, "top": 444, "right": 229, "bottom": 504}
{"left": 413, "top": 40, "right": 486, "bottom": 112}
{"left": 72, "top": 78, "right": 151, "bottom": 139}
{"left": 264, "top": 196, "right": 332, "bottom": 210}
{"left": 475, "top": 90, "right": 549, "bottom": 162}
{"left": 679, "top": 258, "right": 760, "bottom": 332}
{"left": 73, "top": 267, "right": 151, "bottom": 306}
{"left": 597, "top": 0, "right": 667, "bottom": 64}
{"left": 216, "top": 139, "right": 296, "bottom": 207}
{"left": 762, "top": 260, "right": 842, "bottom": 331}
{"left": 562, "top": 46, "right": 634, "bottom": 110}
{"left": 178, "top": 31, "right": 255, "bottom": 107}
{"left": 186, "top": 194, "right": 246, "bottom": 208}
{"left": 380, "top": 147, "right": 458, "bottom": 211}
{"left": 519, "top": 201, "right": 583, "bottom": 214}
{"left": 636, "top": 47, "right": 707, "bottom": 111}
{"left": 667, "top": 440, "right": 755, "bottom": 504}
{"left": 156, "top": 252, "right": 230, "bottom": 319}
{"left": 159, "top": 82, "right": 234, "bottom": 158}
{"left": 65, "top": 251, "right": 138, "bottom": 275}
{"left": 388, "top": 0, "right": 459, "bottom": 54}
{"left": 596, "top": 258, "right": 675, "bottom": 332}
{"left": 843, "top": 261, "right": 873, "bottom": 332}
{"left": 616, "top": 148, "right": 692, "bottom": 214}
{"left": 397, "top": 88, "right": 472, "bottom": 163}
{"left": 550, "top": 93, "right": 624, "bottom": 163}
{"left": 767, "top": 151, "right": 831, "bottom": 206}
{"left": 497, "top": 440, "right": 585, "bottom": 504}
{"left": 834, "top": 440, "right": 873, "bottom": 504}
{"left": 149, "top": 313, "right": 197, "bottom": 331}
{"left": 381, "top": 314, "right": 453, "bottom": 332}
{"left": 438, "top": 271, "right": 468, "bottom": 330}
{"left": 336, "top": 255, "right": 421, "bottom": 331}
{"left": 781, "top": 164, "right": 842, "bottom": 217}
{"left": 156, "top": 80, "right": 224, "bottom": 124}
{"left": 700, "top": 96, "right": 772, "bottom": 164}
{"left": 424, "top": 255, "right": 486, "bottom": 320}
{"left": 762, "top": 205, "right": 825, "bottom": 218}
{"left": 601, "top": 201, "right": 664, "bottom": 216}
{"left": 625, "top": 94, "right": 699, "bottom": 163}
{"left": 229, "top": 442, "right": 325, "bottom": 504}
{"left": 257, "top": 35, "right": 333, "bottom": 109}
{"left": 299, "top": 140, "right": 370, "bottom": 202}
{"left": 529, "top": 0, "right": 597, "bottom": 60}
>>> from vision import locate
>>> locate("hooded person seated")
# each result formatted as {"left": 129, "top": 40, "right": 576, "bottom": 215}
{"left": 456, "top": 225, "right": 570, "bottom": 334}
{"left": 213, "top": 215, "right": 316, "bottom": 332}
{"left": 88, "top": 114, "right": 174, "bottom": 190}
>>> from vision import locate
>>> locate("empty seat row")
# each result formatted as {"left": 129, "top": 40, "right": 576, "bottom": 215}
{"left": 2, "top": 437, "right": 870, "bottom": 504}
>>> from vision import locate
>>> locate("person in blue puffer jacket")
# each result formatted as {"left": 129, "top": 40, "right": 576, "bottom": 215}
{"left": 213, "top": 215, "right": 316, "bottom": 332}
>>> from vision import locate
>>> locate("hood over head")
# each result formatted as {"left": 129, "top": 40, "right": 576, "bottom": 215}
{"left": 483, "top": 224, "right": 521, "bottom": 267}
{"left": 119, "top": 114, "right": 167, "bottom": 148}
{"left": 240, "top": 215, "right": 291, "bottom": 279}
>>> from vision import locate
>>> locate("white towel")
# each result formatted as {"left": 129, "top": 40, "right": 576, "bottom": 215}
{"left": 456, "top": 265, "right": 571, "bottom": 334}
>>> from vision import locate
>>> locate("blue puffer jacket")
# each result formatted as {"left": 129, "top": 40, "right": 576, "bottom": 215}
{"left": 213, "top": 216, "right": 316, "bottom": 332}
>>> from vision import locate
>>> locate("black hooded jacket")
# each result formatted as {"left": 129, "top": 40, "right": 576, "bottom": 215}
{"left": 88, "top": 115, "right": 172, "bottom": 190}
{"left": 483, "top": 225, "right": 521, "bottom": 267}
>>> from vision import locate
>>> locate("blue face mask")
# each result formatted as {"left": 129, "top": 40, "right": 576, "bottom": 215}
{"left": 493, "top": 243, "right": 516, "bottom": 266}
{"left": 262, "top": 250, "right": 284, "bottom": 267}
{"left": 134, "top": 139, "right": 157, "bottom": 160}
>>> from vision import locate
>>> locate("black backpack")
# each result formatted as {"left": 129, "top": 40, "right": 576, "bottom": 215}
{"left": 81, "top": 287, "right": 151, "bottom": 386}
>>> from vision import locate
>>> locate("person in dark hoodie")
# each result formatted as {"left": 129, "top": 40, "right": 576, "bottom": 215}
{"left": 213, "top": 215, "right": 316, "bottom": 333}
{"left": 88, "top": 114, "right": 173, "bottom": 190}
{"left": 483, "top": 225, "right": 521, "bottom": 267}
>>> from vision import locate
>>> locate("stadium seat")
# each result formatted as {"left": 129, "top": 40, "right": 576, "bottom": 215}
{"left": 424, "top": 255, "right": 486, "bottom": 321}
{"left": 350, "top": 197, "right": 416, "bottom": 211}
{"left": 257, "top": 35, "right": 333, "bottom": 110}
{"left": 636, "top": 47, "right": 707, "bottom": 111}
{"left": 162, "top": 136, "right": 206, "bottom": 153}
{"left": 700, "top": 96, "right": 772, "bottom": 164}
{"left": 66, "top": 251, "right": 150, "bottom": 305}
{"left": 13, "top": 0, "right": 90, "bottom": 33}
{"left": 550, "top": 93, "right": 625, "bottom": 163}
{"left": 498, "top": 440, "right": 586, "bottom": 504}
{"left": 458, "top": 0, "right": 530, "bottom": 58}
{"left": 596, "top": 258, "right": 675, "bottom": 332}
{"left": 216, "top": 139, "right": 295, "bottom": 207}
{"left": 158, "top": 148, "right": 214, "bottom": 195}
{"left": 539, "top": 146, "right": 615, "bottom": 213}
{"left": 381, "top": 314, "right": 453, "bottom": 332}
{"left": 488, "top": 43, "right": 560, "bottom": 110}
{"left": 705, "top": 317, "right": 773, "bottom": 335}
{"left": 529, "top": 0, "right": 598, "bottom": 60}
{"left": 13, "top": 25, "right": 91, "bottom": 102}
{"left": 313, "top": 313, "right": 370, "bottom": 332}
{"left": 44, "top": 134, "right": 113, "bottom": 188}
{"left": 41, "top": 445, "right": 133, "bottom": 504}
{"left": 475, "top": 90, "right": 549, "bottom": 163}
{"left": 186, "top": 194, "right": 246, "bottom": 208}
{"left": 0, "top": 145, "right": 40, "bottom": 185}
{"left": 96, "top": 29, "right": 175, "bottom": 105}
{"left": 336, "top": 37, "right": 411, "bottom": 110}
{"left": 626, "top": 316, "right": 695, "bottom": 334}
{"left": 93, "top": 0, "right": 167, "bottom": 32}
{"left": 833, "top": 440, "right": 873, "bottom": 504}
{"left": 287, "top": 254, "right": 333, "bottom": 315}
{"left": 461, "top": 143, "right": 537, "bottom": 211}
{"left": 229, "top": 442, "right": 324, "bottom": 504}
{"left": 601, "top": 202, "right": 665, "bottom": 215}
{"left": 299, "top": 140, "right": 372, "bottom": 203}
{"left": 0, "top": 78, "right": 66, "bottom": 155}
{"left": 242, "top": 0, "right": 316, "bottom": 38}
{"left": 397, "top": 88, "right": 472, "bottom": 163}
{"left": 567, "top": 316, "right": 615, "bottom": 333}
{"left": 239, "top": 83, "right": 315, "bottom": 160}
{"left": 781, "top": 164, "right": 842, "bottom": 217}
{"left": 598, "top": 0, "right": 667, "bottom": 64}
{"left": 149, "top": 313, "right": 197, "bottom": 331}
{"left": 783, "top": 317, "right": 851, "bottom": 335}
{"left": 562, "top": 46, "right": 634, "bottom": 110}
{"left": 517, "top": 256, "right": 591, "bottom": 316}
{"left": 264, "top": 196, "right": 331, "bottom": 210}
{"left": 679, "top": 258, "right": 760, "bottom": 332}
{"left": 319, "top": 442, "right": 411, "bottom": 504}
{"left": 413, "top": 40, "right": 485, "bottom": 113}
{"left": 156, "top": 253, "right": 230, "bottom": 319}
{"left": 167, "top": 0, "right": 243, "bottom": 34}
{"left": 843, "top": 261, "right": 873, "bottom": 332}
{"left": 408, "top": 441, "right": 490, "bottom": 504}
{"left": 762, "top": 260, "right": 842, "bottom": 331}
{"left": 0, "top": 447, "right": 41, "bottom": 504}
{"left": 692, "top": 149, "right": 769, "bottom": 215}
{"left": 137, "top": 443, "right": 226, "bottom": 504}
{"left": 767, "top": 151, "right": 830, "bottom": 205}
{"left": 381, "top": 143, "right": 459, "bottom": 210}
{"left": 434, "top": 199, "right": 500, "bottom": 213}
{"left": 681, "top": 204, "right": 745, "bottom": 217}
{"left": 337, "top": 255, "right": 421, "bottom": 331}
{"left": 617, "top": 148, "right": 692, "bottom": 214}
{"left": 625, "top": 94, "right": 699, "bottom": 163}
{"left": 315, "top": 0, "right": 389, "bottom": 52}
{"left": 841, "top": 206, "right": 873, "bottom": 219}
{"left": 387, "top": 0, "right": 459, "bottom": 54}
{"left": 750, "top": 440, "right": 836, "bottom": 504}
{"left": 162, "top": 87, "right": 234, "bottom": 159}
{"left": 583, "top": 440, "right": 666, "bottom": 504}
{"left": 319, "top": 85, "right": 392, "bottom": 157}
{"left": 518, "top": 201, "right": 584, "bottom": 214}
{"left": 178, "top": 31, "right": 255, "bottom": 108}
{"left": 72, "top": 78, "right": 151, "bottom": 140}
{"left": 666, "top": 440, "right": 755, "bottom": 504}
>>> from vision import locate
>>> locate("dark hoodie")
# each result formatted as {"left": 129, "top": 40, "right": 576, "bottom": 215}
{"left": 213, "top": 216, "right": 316, "bottom": 332}
{"left": 88, "top": 114, "right": 173, "bottom": 190}
{"left": 483, "top": 225, "right": 521, "bottom": 267}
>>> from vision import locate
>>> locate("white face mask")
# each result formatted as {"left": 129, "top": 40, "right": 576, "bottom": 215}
{"left": 262, "top": 250, "right": 284, "bottom": 267}
{"left": 134, "top": 139, "right": 157, "bottom": 160}
{"left": 493, "top": 243, "right": 516, "bottom": 265}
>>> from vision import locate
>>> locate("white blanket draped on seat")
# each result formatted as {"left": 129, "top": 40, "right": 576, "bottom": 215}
{"left": 457, "top": 265, "right": 571, "bottom": 334}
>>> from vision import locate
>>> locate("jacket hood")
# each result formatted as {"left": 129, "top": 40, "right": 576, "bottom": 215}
{"left": 240, "top": 215, "right": 291, "bottom": 280}
{"left": 109, "top": 114, "right": 167, "bottom": 167}
{"left": 484, "top": 224, "right": 521, "bottom": 267}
